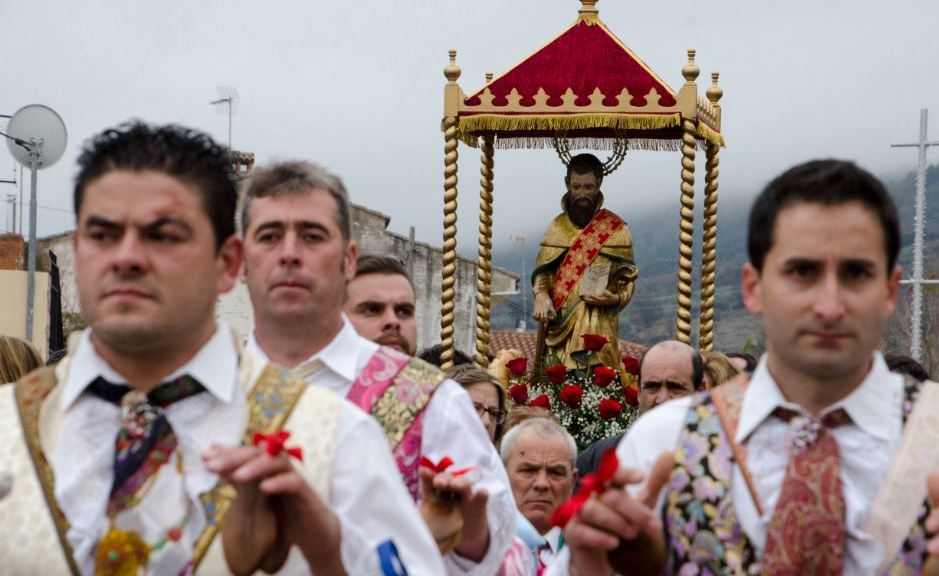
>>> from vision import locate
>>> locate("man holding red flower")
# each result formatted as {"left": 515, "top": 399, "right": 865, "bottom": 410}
{"left": 552, "top": 161, "right": 939, "bottom": 575}
{"left": 531, "top": 154, "right": 638, "bottom": 371}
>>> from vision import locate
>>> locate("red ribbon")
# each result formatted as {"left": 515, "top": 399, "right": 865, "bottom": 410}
{"left": 550, "top": 448, "right": 620, "bottom": 528}
{"left": 419, "top": 456, "right": 473, "bottom": 477}
{"left": 253, "top": 431, "right": 303, "bottom": 462}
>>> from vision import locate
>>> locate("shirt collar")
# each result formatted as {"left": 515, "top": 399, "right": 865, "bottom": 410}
{"left": 61, "top": 324, "right": 239, "bottom": 410}
{"left": 246, "top": 315, "right": 377, "bottom": 383}
{"left": 736, "top": 351, "right": 898, "bottom": 443}
{"left": 543, "top": 526, "right": 563, "bottom": 552}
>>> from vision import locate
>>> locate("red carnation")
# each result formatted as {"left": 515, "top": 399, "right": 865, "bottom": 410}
{"left": 598, "top": 398, "right": 623, "bottom": 420}
{"left": 582, "top": 334, "right": 609, "bottom": 352}
{"left": 623, "top": 386, "right": 639, "bottom": 407}
{"left": 622, "top": 354, "right": 640, "bottom": 376}
{"left": 530, "top": 394, "right": 551, "bottom": 410}
{"left": 559, "top": 384, "right": 584, "bottom": 408}
{"left": 506, "top": 357, "right": 528, "bottom": 377}
{"left": 508, "top": 383, "right": 529, "bottom": 404}
{"left": 545, "top": 363, "right": 567, "bottom": 384}
{"left": 593, "top": 366, "right": 617, "bottom": 388}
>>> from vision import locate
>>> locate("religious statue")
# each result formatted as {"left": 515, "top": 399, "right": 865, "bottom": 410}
{"left": 532, "top": 153, "right": 638, "bottom": 370}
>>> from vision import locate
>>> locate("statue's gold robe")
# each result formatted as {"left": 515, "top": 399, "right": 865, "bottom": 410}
{"left": 532, "top": 200, "right": 638, "bottom": 370}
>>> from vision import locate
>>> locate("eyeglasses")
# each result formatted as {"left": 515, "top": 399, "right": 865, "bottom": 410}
{"left": 473, "top": 402, "right": 506, "bottom": 425}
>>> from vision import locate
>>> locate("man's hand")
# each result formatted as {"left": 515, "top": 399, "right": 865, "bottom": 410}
{"left": 580, "top": 289, "right": 620, "bottom": 308}
{"left": 533, "top": 291, "right": 557, "bottom": 323}
{"left": 419, "top": 467, "right": 490, "bottom": 561}
{"left": 565, "top": 452, "right": 673, "bottom": 576}
{"left": 204, "top": 444, "right": 347, "bottom": 576}
{"left": 923, "top": 471, "right": 939, "bottom": 575}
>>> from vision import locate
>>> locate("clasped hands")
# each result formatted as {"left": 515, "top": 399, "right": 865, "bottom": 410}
{"left": 203, "top": 442, "right": 346, "bottom": 576}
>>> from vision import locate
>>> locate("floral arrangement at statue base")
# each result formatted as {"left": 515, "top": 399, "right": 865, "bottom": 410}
{"left": 506, "top": 334, "right": 640, "bottom": 449}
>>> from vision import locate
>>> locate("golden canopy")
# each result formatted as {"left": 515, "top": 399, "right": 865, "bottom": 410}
{"left": 439, "top": 0, "right": 725, "bottom": 368}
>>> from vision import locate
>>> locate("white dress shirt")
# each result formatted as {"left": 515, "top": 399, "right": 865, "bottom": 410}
{"left": 53, "top": 325, "right": 445, "bottom": 575}
{"left": 548, "top": 352, "right": 905, "bottom": 576}
{"left": 246, "top": 317, "right": 516, "bottom": 576}
{"left": 538, "top": 526, "right": 563, "bottom": 569}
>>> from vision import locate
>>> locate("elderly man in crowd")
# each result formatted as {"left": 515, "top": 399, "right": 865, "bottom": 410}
{"left": 502, "top": 418, "right": 578, "bottom": 573}
{"left": 576, "top": 340, "right": 702, "bottom": 476}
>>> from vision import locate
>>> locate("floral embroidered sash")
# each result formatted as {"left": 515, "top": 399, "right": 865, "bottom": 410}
{"left": 549, "top": 208, "right": 624, "bottom": 310}
{"left": 663, "top": 374, "right": 931, "bottom": 575}
{"left": 346, "top": 346, "right": 445, "bottom": 501}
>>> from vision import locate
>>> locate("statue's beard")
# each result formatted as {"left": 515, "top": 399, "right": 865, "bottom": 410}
{"left": 569, "top": 196, "right": 597, "bottom": 228}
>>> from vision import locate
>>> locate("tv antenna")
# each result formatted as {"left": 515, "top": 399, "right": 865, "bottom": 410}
{"left": 210, "top": 86, "right": 239, "bottom": 151}
{"left": 1, "top": 104, "right": 67, "bottom": 341}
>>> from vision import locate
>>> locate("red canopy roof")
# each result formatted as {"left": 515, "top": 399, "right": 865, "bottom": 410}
{"left": 450, "top": 6, "right": 722, "bottom": 150}
{"left": 464, "top": 20, "right": 677, "bottom": 110}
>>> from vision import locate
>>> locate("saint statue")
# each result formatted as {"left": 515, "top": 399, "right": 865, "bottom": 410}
{"left": 532, "top": 153, "right": 638, "bottom": 370}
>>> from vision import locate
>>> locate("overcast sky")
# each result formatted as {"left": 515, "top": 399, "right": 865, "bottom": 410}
{"left": 2, "top": 0, "right": 938, "bottom": 258}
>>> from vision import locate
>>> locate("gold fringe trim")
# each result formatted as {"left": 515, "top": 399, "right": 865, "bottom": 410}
{"left": 697, "top": 122, "right": 725, "bottom": 148}
{"left": 456, "top": 113, "right": 680, "bottom": 147}
{"left": 491, "top": 136, "right": 681, "bottom": 152}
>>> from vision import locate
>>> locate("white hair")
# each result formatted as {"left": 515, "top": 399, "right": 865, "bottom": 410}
{"left": 500, "top": 417, "right": 577, "bottom": 467}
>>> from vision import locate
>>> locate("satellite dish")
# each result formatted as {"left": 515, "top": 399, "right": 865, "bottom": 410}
{"left": 5, "top": 104, "right": 67, "bottom": 169}
{"left": 2, "top": 103, "right": 67, "bottom": 343}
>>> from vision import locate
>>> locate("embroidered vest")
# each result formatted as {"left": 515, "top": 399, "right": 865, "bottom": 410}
{"left": 346, "top": 346, "right": 445, "bottom": 501}
{"left": 663, "top": 374, "right": 932, "bottom": 575}
{"left": 3, "top": 353, "right": 337, "bottom": 575}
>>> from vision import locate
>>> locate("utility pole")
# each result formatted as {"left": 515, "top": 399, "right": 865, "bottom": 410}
{"left": 892, "top": 108, "right": 939, "bottom": 361}
{"left": 509, "top": 233, "right": 527, "bottom": 331}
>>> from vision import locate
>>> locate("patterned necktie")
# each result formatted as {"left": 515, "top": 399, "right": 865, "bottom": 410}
{"left": 761, "top": 406, "right": 851, "bottom": 575}
{"left": 87, "top": 375, "right": 206, "bottom": 514}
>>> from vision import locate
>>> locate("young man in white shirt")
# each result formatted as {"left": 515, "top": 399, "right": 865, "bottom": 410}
{"left": 240, "top": 160, "right": 515, "bottom": 575}
{"left": 551, "top": 159, "right": 939, "bottom": 575}
{"left": 0, "top": 123, "right": 442, "bottom": 575}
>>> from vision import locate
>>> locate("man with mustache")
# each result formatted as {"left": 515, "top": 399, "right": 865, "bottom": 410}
{"left": 344, "top": 255, "right": 417, "bottom": 355}
{"left": 532, "top": 154, "right": 638, "bottom": 370}
{"left": 0, "top": 123, "right": 443, "bottom": 575}
{"left": 240, "top": 160, "right": 515, "bottom": 576}
{"left": 549, "top": 160, "right": 939, "bottom": 575}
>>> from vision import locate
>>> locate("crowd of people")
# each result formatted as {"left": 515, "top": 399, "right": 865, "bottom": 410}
{"left": 0, "top": 120, "right": 937, "bottom": 575}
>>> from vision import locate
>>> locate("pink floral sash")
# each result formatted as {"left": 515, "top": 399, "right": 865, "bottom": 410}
{"left": 346, "top": 346, "right": 444, "bottom": 501}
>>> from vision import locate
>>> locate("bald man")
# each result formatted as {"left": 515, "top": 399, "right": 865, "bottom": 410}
{"left": 576, "top": 340, "right": 703, "bottom": 475}
{"left": 636, "top": 340, "right": 704, "bottom": 412}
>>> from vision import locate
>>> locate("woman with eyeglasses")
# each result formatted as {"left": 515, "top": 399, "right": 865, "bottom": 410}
{"left": 447, "top": 365, "right": 507, "bottom": 445}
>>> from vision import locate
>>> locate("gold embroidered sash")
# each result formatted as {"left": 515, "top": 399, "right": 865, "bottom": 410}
{"left": 550, "top": 208, "right": 624, "bottom": 310}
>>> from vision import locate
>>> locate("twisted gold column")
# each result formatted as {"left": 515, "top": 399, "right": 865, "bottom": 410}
{"left": 474, "top": 135, "right": 495, "bottom": 367}
{"left": 699, "top": 143, "right": 719, "bottom": 352}
{"left": 440, "top": 116, "right": 459, "bottom": 369}
{"left": 675, "top": 118, "right": 696, "bottom": 344}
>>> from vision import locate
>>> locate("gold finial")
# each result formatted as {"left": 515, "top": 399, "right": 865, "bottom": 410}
{"left": 485, "top": 72, "right": 493, "bottom": 83}
{"left": 706, "top": 72, "right": 723, "bottom": 104}
{"left": 444, "top": 50, "right": 461, "bottom": 83}
{"left": 682, "top": 49, "right": 699, "bottom": 83}
{"left": 578, "top": 0, "right": 600, "bottom": 23}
